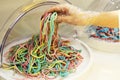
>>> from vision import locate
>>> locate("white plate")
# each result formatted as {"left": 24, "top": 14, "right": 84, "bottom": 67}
{"left": 0, "top": 38, "right": 92, "bottom": 80}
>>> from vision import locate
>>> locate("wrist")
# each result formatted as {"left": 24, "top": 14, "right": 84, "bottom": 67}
{"left": 77, "top": 11, "right": 99, "bottom": 26}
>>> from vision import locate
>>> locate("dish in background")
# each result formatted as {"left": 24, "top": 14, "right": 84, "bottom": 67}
{"left": 75, "top": 26, "right": 120, "bottom": 53}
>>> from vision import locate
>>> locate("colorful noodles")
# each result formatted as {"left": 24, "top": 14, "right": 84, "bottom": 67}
{"left": 87, "top": 25, "right": 120, "bottom": 42}
{"left": 2, "top": 12, "right": 83, "bottom": 79}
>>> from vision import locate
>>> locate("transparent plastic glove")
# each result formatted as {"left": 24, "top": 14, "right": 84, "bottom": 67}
{"left": 42, "top": 3, "right": 119, "bottom": 28}
{"left": 41, "top": 4, "right": 84, "bottom": 25}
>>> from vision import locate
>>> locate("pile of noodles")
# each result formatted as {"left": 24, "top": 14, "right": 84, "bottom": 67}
{"left": 2, "top": 12, "right": 83, "bottom": 79}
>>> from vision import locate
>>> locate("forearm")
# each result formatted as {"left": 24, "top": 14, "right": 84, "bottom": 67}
{"left": 44, "top": 4, "right": 119, "bottom": 28}
{"left": 77, "top": 10, "right": 119, "bottom": 28}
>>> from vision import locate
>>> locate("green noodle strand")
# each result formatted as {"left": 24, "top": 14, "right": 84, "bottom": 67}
{"left": 47, "top": 12, "right": 57, "bottom": 54}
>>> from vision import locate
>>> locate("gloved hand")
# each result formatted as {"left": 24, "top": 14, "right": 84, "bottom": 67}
{"left": 42, "top": 3, "right": 119, "bottom": 28}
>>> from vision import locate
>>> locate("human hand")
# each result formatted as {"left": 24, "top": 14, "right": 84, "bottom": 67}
{"left": 41, "top": 4, "right": 81, "bottom": 25}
